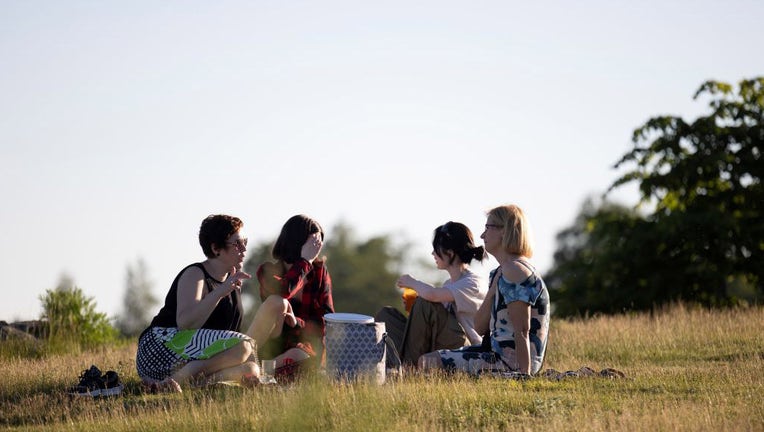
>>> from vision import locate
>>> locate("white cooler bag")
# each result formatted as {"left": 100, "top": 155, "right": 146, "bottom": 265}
{"left": 324, "top": 313, "right": 387, "bottom": 384}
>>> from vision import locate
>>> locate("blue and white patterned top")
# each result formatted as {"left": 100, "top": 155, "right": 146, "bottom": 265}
{"left": 489, "top": 261, "right": 550, "bottom": 374}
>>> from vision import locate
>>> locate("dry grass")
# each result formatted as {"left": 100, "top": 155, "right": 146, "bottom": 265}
{"left": 1, "top": 304, "right": 762, "bottom": 431}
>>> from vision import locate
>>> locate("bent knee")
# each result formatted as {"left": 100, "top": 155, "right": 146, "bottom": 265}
{"left": 262, "top": 294, "right": 289, "bottom": 313}
{"left": 224, "top": 338, "right": 254, "bottom": 363}
{"left": 242, "top": 360, "right": 259, "bottom": 376}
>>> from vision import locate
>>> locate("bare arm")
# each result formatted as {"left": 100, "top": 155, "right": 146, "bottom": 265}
{"left": 508, "top": 300, "right": 531, "bottom": 374}
{"left": 176, "top": 266, "right": 250, "bottom": 329}
{"left": 397, "top": 274, "right": 455, "bottom": 303}
{"left": 474, "top": 281, "right": 495, "bottom": 337}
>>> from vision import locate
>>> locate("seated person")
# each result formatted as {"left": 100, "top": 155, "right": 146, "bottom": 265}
{"left": 245, "top": 215, "right": 335, "bottom": 371}
{"left": 376, "top": 221, "right": 487, "bottom": 366}
{"left": 419, "top": 205, "right": 550, "bottom": 376}
{"left": 136, "top": 214, "right": 258, "bottom": 392}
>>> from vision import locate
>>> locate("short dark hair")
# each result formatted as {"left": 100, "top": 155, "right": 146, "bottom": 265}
{"left": 432, "top": 221, "right": 486, "bottom": 265}
{"left": 272, "top": 215, "right": 324, "bottom": 263}
{"left": 199, "top": 215, "right": 243, "bottom": 258}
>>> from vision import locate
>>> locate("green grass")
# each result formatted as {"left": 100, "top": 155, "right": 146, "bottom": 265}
{"left": 1, "top": 304, "right": 762, "bottom": 431}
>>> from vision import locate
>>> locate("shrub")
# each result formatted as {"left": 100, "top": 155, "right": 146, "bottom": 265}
{"left": 39, "top": 287, "right": 119, "bottom": 350}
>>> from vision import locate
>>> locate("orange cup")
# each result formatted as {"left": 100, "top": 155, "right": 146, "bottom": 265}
{"left": 401, "top": 287, "right": 418, "bottom": 314}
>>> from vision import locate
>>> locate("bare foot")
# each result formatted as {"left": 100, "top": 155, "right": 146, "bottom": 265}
{"left": 240, "top": 373, "right": 261, "bottom": 388}
{"left": 145, "top": 377, "right": 182, "bottom": 394}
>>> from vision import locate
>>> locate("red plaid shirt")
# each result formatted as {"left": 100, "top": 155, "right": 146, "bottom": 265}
{"left": 257, "top": 259, "right": 334, "bottom": 354}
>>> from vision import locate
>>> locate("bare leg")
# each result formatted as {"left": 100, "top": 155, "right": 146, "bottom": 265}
{"left": 245, "top": 295, "right": 290, "bottom": 349}
{"left": 207, "top": 360, "right": 259, "bottom": 384}
{"left": 171, "top": 338, "right": 255, "bottom": 385}
{"left": 273, "top": 347, "right": 310, "bottom": 368}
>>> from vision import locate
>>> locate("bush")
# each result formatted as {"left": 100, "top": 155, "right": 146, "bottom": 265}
{"left": 39, "top": 287, "right": 119, "bottom": 350}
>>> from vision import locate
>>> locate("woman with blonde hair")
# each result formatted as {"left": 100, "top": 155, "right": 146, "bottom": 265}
{"left": 419, "top": 205, "right": 550, "bottom": 376}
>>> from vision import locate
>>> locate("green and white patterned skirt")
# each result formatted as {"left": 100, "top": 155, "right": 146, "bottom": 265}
{"left": 136, "top": 327, "right": 254, "bottom": 381}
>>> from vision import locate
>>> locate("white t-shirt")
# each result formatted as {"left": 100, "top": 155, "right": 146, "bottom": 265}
{"left": 442, "top": 268, "right": 488, "bottom": 345}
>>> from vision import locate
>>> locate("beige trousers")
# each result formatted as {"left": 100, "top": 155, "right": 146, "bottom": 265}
{"left": 375, "top": 297, "right": 468, "bottom": 366}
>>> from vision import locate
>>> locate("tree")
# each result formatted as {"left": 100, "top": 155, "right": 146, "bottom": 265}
{"left": 240, "top": 240, "right": 274, "bottom": 325}
{"left": 116, "top": 258, "right": 159, "bottom": 337}
{"left": 55, "top": 272, "right": 76, "bottom": 292}
{"left": 613, "top": 77, "right": 762, "bottom": 302}
{"left": 321, "top": 223, "right": 406, "bottom": 316}
{"left": 549, "top": 77, "right": 763, "bottom": 315}
{"left": 546, "top": 198, "right": 687, "bottom": 316}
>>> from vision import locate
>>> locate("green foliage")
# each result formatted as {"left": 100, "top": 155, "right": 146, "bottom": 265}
{"left": 547, "top": 199, "right": 649, "bottom": 316}
{"left": 242, "top": 221, "right": 411, "bottom": 317}
{"left": 0, "top": 338, "right": 45, "bottom": 361}
{"left": 322, "top": 223, "right": 405, "bottom": 315}
{"left": 242, "top": 240, "right": 272, "bottom": 283}
{"left": 116, "top": 258, "right": 159, "bottom": 337}
{"left": 39, "top": 286, "right": 119, "bottom": 349}
{"left": 549, "top": 77, "right": 763, "bottom": 316}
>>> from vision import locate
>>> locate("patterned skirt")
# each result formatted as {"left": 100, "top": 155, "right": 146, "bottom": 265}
{"left": 436, "top": 344, "right": 512, "bottom": 375}
{"left": 136, "top": 327, "right": 254, "bottom": 381}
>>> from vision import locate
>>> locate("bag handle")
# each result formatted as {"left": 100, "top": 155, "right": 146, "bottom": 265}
{"left": 382, "top": 332, "right": 402, "bottom": 372}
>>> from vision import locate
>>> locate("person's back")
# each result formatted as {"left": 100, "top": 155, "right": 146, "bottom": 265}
{"left": 443, "top": 268, "right": 486, "bottom": 346}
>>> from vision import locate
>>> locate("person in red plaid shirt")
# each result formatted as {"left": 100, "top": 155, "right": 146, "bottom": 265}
{"left": 246, "top": 215, "right": 334, "bottom": 371}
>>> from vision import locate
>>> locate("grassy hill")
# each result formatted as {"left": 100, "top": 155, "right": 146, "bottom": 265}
{"left": 1, "top": 304, "right": 762, "bottom": 431}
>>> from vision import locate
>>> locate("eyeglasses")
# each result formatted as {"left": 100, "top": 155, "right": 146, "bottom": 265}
{"left": 438, "top": 223, "right": 451, "bottom": 235}
{"left": 226, "top": 238, "right": 248, "bottom": 250}
{"left": 484, "top": 224, "right": 504, "bottom": 230}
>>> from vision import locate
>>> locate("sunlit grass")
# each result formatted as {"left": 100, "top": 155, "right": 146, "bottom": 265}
{"left": 1, "top": 304, "right": 762, "bottom": 431}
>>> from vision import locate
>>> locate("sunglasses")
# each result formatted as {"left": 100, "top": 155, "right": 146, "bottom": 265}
{"left": 226, "top": 238, "right": 248, "bottom": 250}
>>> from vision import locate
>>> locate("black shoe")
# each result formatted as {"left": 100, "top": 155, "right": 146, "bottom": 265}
{"left": 100, "top": 370, "right": 124, "bottom": 396}
{"left": 68, "top": 365, "right": 105, "bottom": 397}
{"left": 67, "top": 365, "right": 123, "bottom": 397}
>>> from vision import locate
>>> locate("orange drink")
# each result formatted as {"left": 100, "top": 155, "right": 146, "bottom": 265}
{"left": 401, "top": 287, "right": 418, "bottom": 313}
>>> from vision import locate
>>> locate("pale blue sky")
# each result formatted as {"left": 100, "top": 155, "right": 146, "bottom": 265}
{"left": 2, "top": 1, "right": 762, "bottom": 322}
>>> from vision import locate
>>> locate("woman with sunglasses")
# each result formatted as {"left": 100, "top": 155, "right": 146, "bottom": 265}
{"left": 376, "top": 221, "right": 488, "bottom": 366}
{"left": 419, "top": 205, "right": 550, "bottom": 376}
{"left": 136, "top": 214, "right": 258, "bottom": 392}
{"left": 245, "top": 214, "right": 334, "bottom": 373}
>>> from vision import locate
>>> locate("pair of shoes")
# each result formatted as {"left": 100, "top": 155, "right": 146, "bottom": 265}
{"left": 67, "top": 365, "right": 124, "bottom": 397}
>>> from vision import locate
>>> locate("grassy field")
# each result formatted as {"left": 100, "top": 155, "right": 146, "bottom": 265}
{"left": 1, "top": 304, "right": 762, "bottom": 431}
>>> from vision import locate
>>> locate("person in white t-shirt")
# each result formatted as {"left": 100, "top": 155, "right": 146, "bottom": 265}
{"left": 375, "top": 221, "right": 488, "bottom": 366}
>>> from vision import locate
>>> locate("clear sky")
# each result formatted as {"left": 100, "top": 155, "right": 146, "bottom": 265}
{"left": 1, "top": 1, "right": 762, "bottom": 322}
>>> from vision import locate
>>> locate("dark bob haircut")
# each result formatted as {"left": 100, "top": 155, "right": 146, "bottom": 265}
{"left": 272, "top": 214, "right": 324, "bottom": 263}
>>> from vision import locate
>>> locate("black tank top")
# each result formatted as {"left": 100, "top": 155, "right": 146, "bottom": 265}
{"left": 148, "top": 263, "right": 242, "bottom": 331}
